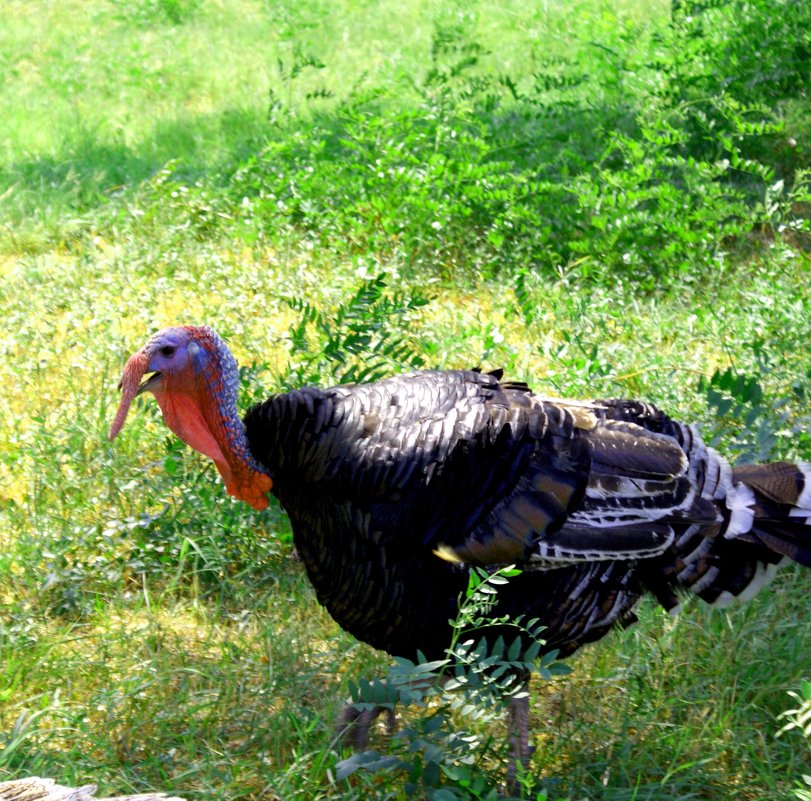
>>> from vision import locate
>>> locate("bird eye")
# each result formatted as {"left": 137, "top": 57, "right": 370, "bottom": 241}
{"left": 160, "top": 346, "right": 175, "bottom": 357}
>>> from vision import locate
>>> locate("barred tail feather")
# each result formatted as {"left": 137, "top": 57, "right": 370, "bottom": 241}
{"left": 734, "top": 461, "right": 811, "bottom": 568}
{"left": 656, "top": 460, "right": 811, "bottom": 611}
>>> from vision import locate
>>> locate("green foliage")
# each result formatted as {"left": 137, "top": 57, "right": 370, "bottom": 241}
{"left": 280, "top": 274, "right": 431, "bottom": 387}
{"left": 5, "top": 0, "right": 811, "bottom": 282}
{"left": 698, "top": 367, "right": 786, "bottom": 462}
{"left": 777, "top": 681, "right": 811, "bottom": 801}
{"left": 232, "top": 20, "right": 524, "bottom": 273}
{"left": 338, "top": 566, "right": 568, "bottom": 800}
{"left": 229, "top": 0, "right": 810, "bottom": 286}
{"left": 672, "top": 0, "right": 811, "bottom": 109}
{"left": 109, "top": 0, "right": 200, "bottom": 26}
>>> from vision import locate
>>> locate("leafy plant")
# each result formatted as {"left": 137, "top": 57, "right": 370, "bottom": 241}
{"left": 777, "top": 681, "right": 811, "bottom": 801}
{"left": 697, "top": 366, "right": 786, "bottom": 462}
{"left": 337, "top": 566, "right": 569, "bottom": 800}
{"left": 280, "top": 273, "right": 431, "bottom": 387}
{"left": 108, "top": 0, "right": 200, "bottom": 27}
{"left": 229, "top": 4, "right": 811, "bottom": 286}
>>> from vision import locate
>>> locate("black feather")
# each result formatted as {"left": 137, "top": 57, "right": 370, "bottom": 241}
{"left": 241, "top": 369, "right": 811, "bottom": 661}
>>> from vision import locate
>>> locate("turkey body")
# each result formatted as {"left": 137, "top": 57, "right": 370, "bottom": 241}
{"left": 242, "top": 368, "right": 811, "bottom": 662}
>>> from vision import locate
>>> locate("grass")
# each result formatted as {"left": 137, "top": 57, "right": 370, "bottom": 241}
{"left": 2, "top": 0, "right": 811, "bottom": 798}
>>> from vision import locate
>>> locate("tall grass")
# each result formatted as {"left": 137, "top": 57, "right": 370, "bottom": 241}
{"left": 1, "top": 0, "right": 811, "bottom": 798}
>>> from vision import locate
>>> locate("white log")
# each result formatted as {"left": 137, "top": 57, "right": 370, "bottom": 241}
{"left": 0, "top": 777, "right": 187, "bottom": 801}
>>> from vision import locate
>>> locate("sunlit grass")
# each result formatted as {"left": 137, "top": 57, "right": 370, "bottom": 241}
{"left": 3, "top": 242, "right": 810, "bottom": 798}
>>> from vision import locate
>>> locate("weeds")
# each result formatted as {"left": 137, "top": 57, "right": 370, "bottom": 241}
{"left": 778, "top": 681, "right": 811, "bottom": 801}
{"left": 280, "top": 273, "right": 430, "bottom": 387}
{"left": 227, "top": 0, "right": 811, "bottom": 285}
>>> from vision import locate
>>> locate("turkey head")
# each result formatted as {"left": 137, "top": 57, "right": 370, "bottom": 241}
{"left": 109, "top": 325, "right": 273, "bottom": 510}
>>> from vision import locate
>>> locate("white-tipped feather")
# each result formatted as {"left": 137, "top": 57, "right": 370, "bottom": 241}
{"left": 736, "top": 561, "right": 776, "bottom": 603}
{"left": 724, "top": 481, "right": 756, "bottom": 539}
{"left": 712, "top": 590, "right": 736, "bottom": 608}
{"left": 711, "top": 451, "right": 733, "bottom": 500}
{"left": 795, "top": 462, "right": 811, "bottom": 510}
{"left": 569, "top": 564, "right": 600, "bottom": 599}
{"left": 701, "top": 448, "right": 722, "bottom": 498}
{"left": 674, "top": 523, "right": 702, "bottom": 549}
{"left": 788, "top": 507, "right": 811, "bottom": 524}
{"left": 706, "top": 559, "right": 784, "bottom": 608}
{"left": 589, "top": 590, "right": 627, "bottom": 628}
{"left": 679, "top": 535, "right": 714, "bottom": 568}
{"left": 585, "top": 476, "right": 675, "bottom": 500}
{"left": 530, "top": 529, "right": 675, "bottom": 564}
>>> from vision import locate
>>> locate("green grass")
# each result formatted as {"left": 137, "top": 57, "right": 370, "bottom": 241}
{"left": 0, "top": 0, "right": 655, "bottom": 243}
{"left": 2, "top": 0, "right": 811, "bottom": 798}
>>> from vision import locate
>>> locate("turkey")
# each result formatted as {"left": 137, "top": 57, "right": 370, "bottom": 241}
{"left": 110, "top": 325, "right": 811, "bottom": 775}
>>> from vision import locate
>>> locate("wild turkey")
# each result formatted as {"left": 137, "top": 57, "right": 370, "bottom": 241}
{"left": 110, "top": 325, "right": 811, "bottom": 774}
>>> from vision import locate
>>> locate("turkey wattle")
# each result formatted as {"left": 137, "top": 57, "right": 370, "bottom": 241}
{"left": 110, "top": 325, "right": 811, "bottom": 770}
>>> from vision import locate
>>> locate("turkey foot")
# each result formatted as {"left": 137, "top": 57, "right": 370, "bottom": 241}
{"left": 335, "top": 701, "right": 397, "bottom": 749}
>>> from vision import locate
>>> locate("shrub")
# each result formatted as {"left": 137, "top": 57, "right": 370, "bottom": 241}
{"left": 231, "top": 4, "right": 810, "bottom": 286}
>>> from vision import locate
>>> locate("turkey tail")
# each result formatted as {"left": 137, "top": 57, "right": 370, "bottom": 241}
{"left": 645, "top": 459, "right": 811, "bottom": 612}
{"left": 733, "top": 461, "right": 811, "bottom": 567}
{"left": 685, "top": 460, "right": 811, "bottom": 609}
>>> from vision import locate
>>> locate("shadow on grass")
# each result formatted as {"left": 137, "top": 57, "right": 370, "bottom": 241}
{"left": 0, "top": 81, "right": 633, "bottom": 261}
{"left": 0, "top": 106, "right": 270, "bottom": 231}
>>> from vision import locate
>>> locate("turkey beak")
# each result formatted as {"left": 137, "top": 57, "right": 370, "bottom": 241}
{"left": 108, "top": 349, "right": 150, "bottom": 441}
